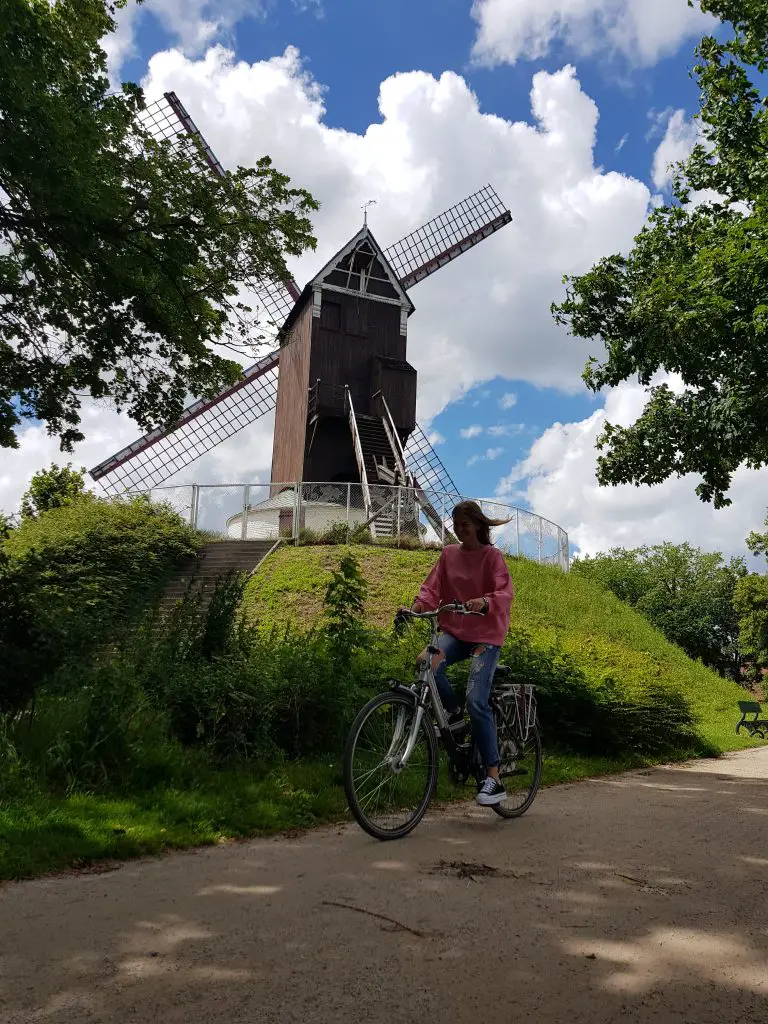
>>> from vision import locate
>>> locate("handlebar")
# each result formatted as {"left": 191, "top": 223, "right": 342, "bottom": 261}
{"left": 394, "top": 601, "right": 484, "bottom": 629}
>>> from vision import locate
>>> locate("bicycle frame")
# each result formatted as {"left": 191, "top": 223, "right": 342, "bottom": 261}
{"left": 388, "top": 603, "right": 478, "bottom": 772}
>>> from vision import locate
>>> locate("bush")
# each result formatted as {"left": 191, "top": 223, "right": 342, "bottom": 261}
{"left": 501, "top": 627, "right": 699, "bottom": 758}
{"left": 1, "top": 494, "right": 199, "bottom": 701}
{"left": 0, "top": 551, "right": 44, "bottom": 715}
{"left": 294, "top": 521, "right": 438, "bottom": 549}
{"left": 3, "top": 552, "right": 382, "bottom": 792}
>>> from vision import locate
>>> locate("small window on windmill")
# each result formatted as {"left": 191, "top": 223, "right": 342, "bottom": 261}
{"left": 320, "top": 299, "right": 341, "bottom": 331}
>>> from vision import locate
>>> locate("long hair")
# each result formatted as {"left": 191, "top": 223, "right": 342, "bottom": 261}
{"left": 452, "top": 500, "right": 510, "bottom": 546}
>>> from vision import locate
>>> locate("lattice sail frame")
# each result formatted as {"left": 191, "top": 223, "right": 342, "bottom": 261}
{"left": 403, "top": 424, "right": 459, "bottom": 497}
{"left": 91, "top": 350, "right": 278, "bottom": 492}
{"left": 142, "top": 92, "right": 299, "bottom": 326}
{"left": 91, "top": 95, "right": 512, "bottom": 494}
{"left": 385, "top": 185, "right": 511, "bottom": 290}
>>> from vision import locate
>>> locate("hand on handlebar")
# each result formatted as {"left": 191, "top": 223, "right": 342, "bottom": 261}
{"left": 394, "top": 600, "right": 485, "bottom": 628}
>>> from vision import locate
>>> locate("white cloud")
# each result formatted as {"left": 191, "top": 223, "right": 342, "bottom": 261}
{"left": 138, "top": 51, "right": 651, "bottom": 420}
{"left": 6, "top": 49, "right": 660, "bottom": 530}
{"left": 106, "top": 1, "right": 310, "bottom": 79}
{"left": 499, "top": 391, "right": 517, "bottom": 409}
{"left": 468, "top": 446, "right": 505, "bottom": 467}
{"left": 102, "top": 1, "right": 143, "bottom": 82}
{"left": 488, "top": 423, "right": 525, "bottom": 437}
{"left": 498, "top": 379, "right": 768, "bottom": 559}
{"left": 461, "top": 425, "right": 485, "bottom": 439}
{"left": 471, "top": 0, "right": 713, "bottom": 68}
{"left": 652, "top": 108, "right": 699, "bottom": 190}
{"left": 428, "top": 430, "right": 446, "bottom": 446}
{"left": 615, "top": 132, "right": 629, "bottom": 152}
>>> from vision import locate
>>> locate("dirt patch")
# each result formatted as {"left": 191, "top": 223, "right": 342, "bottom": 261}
{"left": 427, "top": 858, "right": 531, "bottom": 882}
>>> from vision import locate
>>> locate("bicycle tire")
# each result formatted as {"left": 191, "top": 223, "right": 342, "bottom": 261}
{"left": 492, "top": 723, "right": 543, "bottom": 819}
{"left": 343, "top": 690, "right": 438, "bottom": 841}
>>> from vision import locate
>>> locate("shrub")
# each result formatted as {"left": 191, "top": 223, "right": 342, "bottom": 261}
{"left": 2, "top": 494, "right": 199, "bottom": 697}
{"left": 323, "top": 551, "right": 368, "bottom": 658}
{"left": 0, "top": 551, "right": 44, "bottom": 715}
{"left": 501, "top": 627, "right": 699, "bottom": 758}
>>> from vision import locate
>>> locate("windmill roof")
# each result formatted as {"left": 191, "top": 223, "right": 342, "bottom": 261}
{"left": 313, "top": 225, "right": 414, "bottom": 311}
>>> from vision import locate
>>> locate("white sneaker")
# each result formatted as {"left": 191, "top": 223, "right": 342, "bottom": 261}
{"left": 476, "top": 777, "right": 506, "bottom": 806}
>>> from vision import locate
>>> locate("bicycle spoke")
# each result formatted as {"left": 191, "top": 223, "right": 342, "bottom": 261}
{"left": 344, "top": 693, "right": 436, "bottom": 838}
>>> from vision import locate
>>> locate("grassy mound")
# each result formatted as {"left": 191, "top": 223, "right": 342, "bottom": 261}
{"left": 1, "top": 541, "right": 756, "bottom": 881}
{"left": 244, "top": 545, "right": 753, "bottom": 755}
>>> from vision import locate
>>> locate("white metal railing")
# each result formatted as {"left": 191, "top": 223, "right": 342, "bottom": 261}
{"left": 345, "top": 387, "right": 372, "bottom": 516}
{"left": 375, "top": 391, "right": 412, "bottom": 486}
{"left": 126, "top": 481, "right": 570, "bottom": 570}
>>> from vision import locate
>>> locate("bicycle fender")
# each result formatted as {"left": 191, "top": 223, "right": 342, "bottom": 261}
{"left": 387, "top": 680, "right": 419, "bottom": 701}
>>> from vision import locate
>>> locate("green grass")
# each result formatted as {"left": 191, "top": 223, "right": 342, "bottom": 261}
{"left": 0, "top": 751, "right": 657, "bottom": 881}
{"left": 246, "top": 545, "right": 757, "bottom": 756}
{"left": 3, "top": 544, "right": 762, "bottom": 882}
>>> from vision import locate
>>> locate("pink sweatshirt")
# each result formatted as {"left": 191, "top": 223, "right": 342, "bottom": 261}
{"left": 416, "top": 544, "right": 515, "bottom": 646}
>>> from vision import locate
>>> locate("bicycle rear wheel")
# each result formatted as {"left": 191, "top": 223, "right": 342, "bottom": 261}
{"left": 343, "top": 691, "right": 438, "bottom": 841}
{"left": 492, "top": 723, "right": 542, "bottom": 818}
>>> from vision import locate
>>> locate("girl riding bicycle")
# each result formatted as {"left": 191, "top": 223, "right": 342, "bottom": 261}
{"left": 407, "top": 500, "right": 514, "bottom": 806}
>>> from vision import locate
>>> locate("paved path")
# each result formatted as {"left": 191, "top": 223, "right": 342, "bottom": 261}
{"left": 2, "top": 749, "right": 768, "bottom": 1024}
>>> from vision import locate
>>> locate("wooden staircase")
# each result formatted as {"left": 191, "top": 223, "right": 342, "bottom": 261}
{"left": 161, "top": 540, "right": 277, "bottom": 613}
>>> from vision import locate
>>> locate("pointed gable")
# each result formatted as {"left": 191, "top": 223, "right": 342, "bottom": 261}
{"left": 311, "top": 226, "right": 415, "bottom": 314}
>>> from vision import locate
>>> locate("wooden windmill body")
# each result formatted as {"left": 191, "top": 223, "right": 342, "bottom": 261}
{"left": 89, "top": 93, "right": 513, "bottom": 537}
{"left": 271, "top": 225, "right": 416, "bottom": 486}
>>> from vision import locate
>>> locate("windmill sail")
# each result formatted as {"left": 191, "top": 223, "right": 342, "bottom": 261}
{"left": 91, "top": 97, "right": 512, "bottom": 494}
{"left": 403, "top": 423, "right": 459, "bottom": 497}
{"left": 90, "top": 350, "right": 279, "bottom": 492}
{"left": 140, "top": 92, "right": 299, "bottom": 326}
{"left": 385, "top": 185, "right": 511, "bottom": 290}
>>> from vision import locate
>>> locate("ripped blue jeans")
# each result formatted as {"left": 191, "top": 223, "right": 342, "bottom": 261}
{"left": 433, "top": 632, "right": 500, "bottom": 769}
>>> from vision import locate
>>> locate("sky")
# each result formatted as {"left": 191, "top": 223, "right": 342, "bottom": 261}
{"left": 4, "top": 0, "right": 767, "bottom": 562}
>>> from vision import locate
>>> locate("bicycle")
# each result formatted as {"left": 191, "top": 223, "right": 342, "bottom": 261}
{"left": 342, "top": 602, "right": 543, "bottom": 841}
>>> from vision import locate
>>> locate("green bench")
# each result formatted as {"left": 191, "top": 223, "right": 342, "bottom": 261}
{"left": 736, "top": 701, "right": 768, "bottom": 738}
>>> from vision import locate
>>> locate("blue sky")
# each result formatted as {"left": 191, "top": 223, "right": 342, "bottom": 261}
{"left": 116, "top": 0, "right": 705, "bottom": 509}
{"left": 7, "top": 0, "right": 766, "bottom": 558}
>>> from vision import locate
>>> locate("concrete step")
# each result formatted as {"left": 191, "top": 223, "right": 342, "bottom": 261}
{"left": 159, "top": 540, "right": 278, "bottom": 614}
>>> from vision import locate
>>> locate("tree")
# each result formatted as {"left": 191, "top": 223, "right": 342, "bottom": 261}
{"left": 1, "top": 0, "right": 317, "bottom": 451}
{"left": 20, "top": 462, "right": 86, "bottom": 519}
{"left": 0, "top": 512, "right": 14, "bottom": 540}
{"left": 572, "top": 542, "right": 747, "bottom": 678}
{"left": 552, "top": 1, "right": 768, "bottom": 508}
{"left": 733, "top": 510, "right": 768, "bottom": 684}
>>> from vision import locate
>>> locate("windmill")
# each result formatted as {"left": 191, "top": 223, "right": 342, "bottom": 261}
{"left": 89, "top": 93, "right": 513, "bottom": 539}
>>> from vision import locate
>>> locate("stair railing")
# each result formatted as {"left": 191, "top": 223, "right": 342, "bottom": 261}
{"left": 372, "top": 391, "right": 414, "bottom": 488}
{"left": 345, "top": 386, "right": 372, "bottom": 517}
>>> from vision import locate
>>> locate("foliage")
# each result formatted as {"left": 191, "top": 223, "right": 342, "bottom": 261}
{"left": 296, "top": 522, "right": 374, "bottom": 546}
{"left": 19, "top": 462, "right": 86, "bottom": 519}
{"left": 323, "top": 551, "right": 368, "bottom": 659}
{"left": 246, "top": 545, "right": 754, "bottom": 754}
{"left": 746, "top": 508, "right": 768, "bottom": 564}
{"left": 0, "top": 0, "right": 317, "bottom": 451}
{"left": 0, "top": 549, "right": 42, "bottom": 715}
{"left": 733, "top": 574, "right": 768, "bottom": 681}
{"left": 571, "top": 543, "right": 746, "bottom": 677}
{"left": 552, "top": 1, "right": 768, "bottom": 507}
{"left": 0, "top": 545, "right": 761, "bottom": 879}
{"left": 1, "top": 494, "right": 198, "bottom": 705}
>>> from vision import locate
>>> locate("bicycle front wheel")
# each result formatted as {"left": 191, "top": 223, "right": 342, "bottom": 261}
{"left": 343, "top": 691, "right": 438, "bottom": 841}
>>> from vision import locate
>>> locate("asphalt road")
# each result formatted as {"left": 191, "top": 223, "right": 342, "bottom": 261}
{"left": 2, "top": 748, "right": 768, "bottom": 1024}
